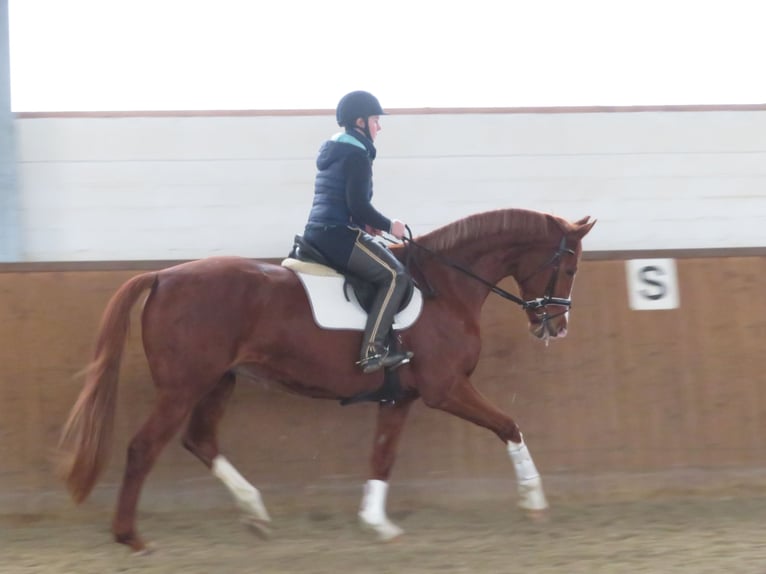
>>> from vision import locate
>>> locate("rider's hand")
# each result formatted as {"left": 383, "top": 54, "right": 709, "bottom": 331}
{"left": 389, "top": 219, "right": 407, "bottom": 239}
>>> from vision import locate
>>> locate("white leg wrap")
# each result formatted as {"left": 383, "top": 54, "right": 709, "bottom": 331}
{"left": 358, "top": 479, "right": 403, "bottom": 541}
{"left": 507, "top": 438, "right": 549, "bottom": 511}
{"left": 212, "top": 455, "right": 271, "bottom": 522}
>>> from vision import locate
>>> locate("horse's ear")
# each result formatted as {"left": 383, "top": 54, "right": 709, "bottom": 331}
{"left": 573, "top": 217, "right": 596, "bottom": 238}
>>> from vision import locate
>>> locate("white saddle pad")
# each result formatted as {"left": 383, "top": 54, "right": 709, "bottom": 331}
{"left": 282, "top": 258, "right": 423, "bottom": 331}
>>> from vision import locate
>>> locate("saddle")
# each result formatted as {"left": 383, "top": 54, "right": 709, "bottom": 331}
{"left": 286, "top": 235, "right": 415, "bottom": 406}
{"left": 288, "top": 235, "right": 414, "bottom": 313}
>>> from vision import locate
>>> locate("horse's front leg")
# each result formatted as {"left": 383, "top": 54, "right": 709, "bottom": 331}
{"left": 359, "top": 396, "right": 415, "bottom": 541}
{"left": 423, "top": 378, "right": 548, "bottom": 515}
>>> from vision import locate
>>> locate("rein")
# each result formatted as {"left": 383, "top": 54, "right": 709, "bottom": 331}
{"left": 399, "top": 226, "right": 574, "bottom": 313}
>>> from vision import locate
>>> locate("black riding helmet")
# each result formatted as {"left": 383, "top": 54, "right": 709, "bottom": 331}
{"left": 336, "top": 91, "right": 385, "bottom": 134}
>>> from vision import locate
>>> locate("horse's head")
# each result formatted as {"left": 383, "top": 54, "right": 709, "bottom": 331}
{"left": 407, "top": 209, "right": 596, "bottom": 343}
{"left": 514, "top": 216, "right": 596, "bottom": 342}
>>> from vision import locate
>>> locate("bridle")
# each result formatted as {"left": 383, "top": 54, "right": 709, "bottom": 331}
{"left": 401, "top": 228, "right": 575, "bottom": 319}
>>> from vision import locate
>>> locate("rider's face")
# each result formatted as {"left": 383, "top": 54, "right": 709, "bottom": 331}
{"left": 356, "top": 115, "right": 382, "bottom": 141}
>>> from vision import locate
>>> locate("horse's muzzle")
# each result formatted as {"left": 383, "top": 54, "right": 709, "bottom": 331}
{"left": 528, "top": 313, "right": 568, "bottom": 340}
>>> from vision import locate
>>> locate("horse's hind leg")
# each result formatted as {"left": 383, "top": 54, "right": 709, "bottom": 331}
{"left": 182, "top": 373, "right": 271, "bottom": 537}
{"left": 181, "top": 373, "right": 236, "bottom": 467}
{"left": 359, "top": 397, "right": 415, "bottom": 541}
{"left": 112, "top": 393, "right": 193, "bottom": 553}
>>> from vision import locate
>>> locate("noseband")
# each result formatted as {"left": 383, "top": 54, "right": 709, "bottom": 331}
{"left": 402, "top": 230, "right": 575, "bottom": 317}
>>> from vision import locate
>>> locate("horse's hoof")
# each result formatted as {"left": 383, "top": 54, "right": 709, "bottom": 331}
{"left": 525, "top": 508, "right": 549, "bottom": 523}
{"left": 379, "top": 528, "right": 404, "bottom": 543}
{"left": 131, "top": 542, "right": 156, "bottom": 557}
{"left": 359, "top": 518, "right": 404, "bottom": 542}
{"left": 115, "top": 531, "right": 150, "bottom": 554}
{"left": 241, "top": 515, "right": 271, "bottom": 540}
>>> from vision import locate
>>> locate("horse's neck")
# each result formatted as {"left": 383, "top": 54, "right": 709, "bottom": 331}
{"left": 414, "top": 210, "right": 560, "bottom": 310}
{"left": 456, "top": 232, "right": 517, "bottom": 278}
{"left": 424, "top": 240, "right": 515, "bottom": 311}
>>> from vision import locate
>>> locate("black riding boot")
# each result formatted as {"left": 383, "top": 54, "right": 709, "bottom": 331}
{"left": 357, "top": 281, "right": 414, "bottom": 373}
{"left": 359, "top": 344, "right": 413, "bottom": 374}
{"left": 346, "top": 233, "right": 414, "bottom": 374}
{"left": 357, "top": 301, "right": 415, "bottom": 375}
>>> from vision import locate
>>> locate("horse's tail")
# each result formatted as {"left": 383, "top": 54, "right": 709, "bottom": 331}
{"left": 57, "top": 271, "right": 158, "bottom": 504}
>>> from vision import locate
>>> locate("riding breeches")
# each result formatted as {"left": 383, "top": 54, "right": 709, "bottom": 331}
{"left": 345, "top": 230, "right": 411, "bottom": 351}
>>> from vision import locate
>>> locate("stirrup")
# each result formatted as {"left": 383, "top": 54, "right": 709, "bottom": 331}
{"left": 357, "top": 348, "right": 414, "bottom": 374}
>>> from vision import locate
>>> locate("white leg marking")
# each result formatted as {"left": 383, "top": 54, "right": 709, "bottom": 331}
{"left": 507, "top": 437, "right": 549, "bottom": 511}
{"left": 212, "top": 455, "right": 271, "bottom": 522}
{"left": 358, "top": 479, "right": 403, "bottom": 541}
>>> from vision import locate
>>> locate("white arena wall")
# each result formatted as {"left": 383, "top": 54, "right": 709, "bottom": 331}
{"left": 15, "top": 107, "right": 766, "bottom": 261}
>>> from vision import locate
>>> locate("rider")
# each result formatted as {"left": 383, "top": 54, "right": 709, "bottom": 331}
{"left": 303, "top": 90, "right": 414, "bottom": 374}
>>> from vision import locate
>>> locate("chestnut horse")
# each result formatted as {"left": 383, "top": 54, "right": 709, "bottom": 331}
{"left": 58, "top": 208, "right": 595, "bottom": 553}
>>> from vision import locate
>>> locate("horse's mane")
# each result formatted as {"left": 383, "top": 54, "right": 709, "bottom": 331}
{"left": 416, "top": 208, "right": 565, "bottom": 252}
